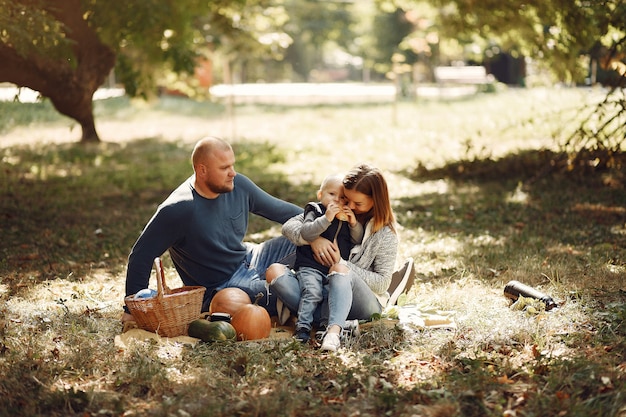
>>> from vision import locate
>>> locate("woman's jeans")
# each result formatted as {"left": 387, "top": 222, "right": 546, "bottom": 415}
{"left": 271, "top": 266, "right": 383, "bottom": 329}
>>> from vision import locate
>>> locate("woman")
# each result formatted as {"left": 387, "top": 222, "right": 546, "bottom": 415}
{"left": 267, "top": 163, "right": 398, "bottom": 351}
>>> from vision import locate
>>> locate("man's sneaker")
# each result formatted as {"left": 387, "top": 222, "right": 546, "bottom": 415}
{"left": 342, "top": 319, "right": 360, "bottom": 339}
{"left": 276, "top": 298, "right": 292, "bottom": 326}
{"left": 387, "top": 258, "right": 415, "bottom": 307}
{"left": 320, "top": 332, "right": 341, "bottom": 352}
{"left": 294, "top": 327, "right": 311, "bottom": 343}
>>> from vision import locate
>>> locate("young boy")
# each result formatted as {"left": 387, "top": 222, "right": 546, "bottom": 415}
{"left": 292, "top": 174, "right": 363, "bottom": 343}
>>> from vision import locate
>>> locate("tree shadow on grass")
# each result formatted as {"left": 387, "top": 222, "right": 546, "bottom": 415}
{"left": 394, "top": 148, "right": 626, "bottom": 290}
{"left": 0, "top": 138, "right": 315, "bottom": 296}
{"left": 3, "top": 139, "right": 625, "bottom": 294}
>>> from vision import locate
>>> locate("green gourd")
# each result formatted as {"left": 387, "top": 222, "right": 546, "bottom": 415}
{"left": 188, "top": 319, "right": 237, "bottom": 343}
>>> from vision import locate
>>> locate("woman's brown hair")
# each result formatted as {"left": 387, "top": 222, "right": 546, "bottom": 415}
{"left": 343, "top": 164, "right": 396, "bottom": 233}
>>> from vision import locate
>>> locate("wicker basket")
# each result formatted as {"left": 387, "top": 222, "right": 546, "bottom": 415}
{"left": 125, "top": 257, "right": 206, "bottom": 337}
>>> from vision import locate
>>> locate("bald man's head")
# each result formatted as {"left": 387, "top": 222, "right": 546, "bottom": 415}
{"left": 191, "top": 137, "right": 236, "bottom": 199}
{"left": 192, "top": 136, "right": 232, "bottom": 168}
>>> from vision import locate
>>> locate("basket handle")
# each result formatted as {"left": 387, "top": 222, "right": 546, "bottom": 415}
{"left": 154, "top": 257, "right": 171, "bottom": 298}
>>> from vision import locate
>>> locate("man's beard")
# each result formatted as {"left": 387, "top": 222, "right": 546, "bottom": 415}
{"left": 207, "top": 181, "right": 234, "bottom": 195}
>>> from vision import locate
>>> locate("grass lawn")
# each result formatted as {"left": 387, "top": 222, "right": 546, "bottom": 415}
{"left": 0, "top": 86, "right": 625, "bottom": 417}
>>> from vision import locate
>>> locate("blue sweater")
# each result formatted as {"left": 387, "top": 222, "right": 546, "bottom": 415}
{"left": 125, "top": 174, "right": 302, "bottom": 298}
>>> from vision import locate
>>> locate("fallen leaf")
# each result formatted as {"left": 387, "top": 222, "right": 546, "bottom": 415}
{"left": 496, "top": 375, "right": 515, "bottom": 384}
{"left": 555, "top": 391, "right": 570, "bottom": 400}
{"left": 532, "top": 344, "right": 540, "bottom": 358}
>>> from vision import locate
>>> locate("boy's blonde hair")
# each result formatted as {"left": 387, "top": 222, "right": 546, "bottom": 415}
{"left": 319, "top": 173, "right": 344, "bottom": 192}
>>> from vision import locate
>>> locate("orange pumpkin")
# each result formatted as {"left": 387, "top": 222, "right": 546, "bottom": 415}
{"left": 209, "top": 287, "right": 251, "bottom": 316}
{"left": 231, "top": 293, "right": 272, "bottom": 341}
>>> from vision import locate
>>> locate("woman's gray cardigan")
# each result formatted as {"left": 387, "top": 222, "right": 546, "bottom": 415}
{"left": 282, "top": 214, "right": 399, "bottom": 307}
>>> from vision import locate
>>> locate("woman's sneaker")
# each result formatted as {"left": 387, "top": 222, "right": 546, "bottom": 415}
{"left": 342, "top": 319, "right": 360, "bottom": 339}
{"left": 315, "top": 325, "right": 327, "bottom": 344}
{"left": 387, "top": 258, "right": 415, "bottom": 306}
{"left": 320, "top": 332, "right": 341, "bottom": 352}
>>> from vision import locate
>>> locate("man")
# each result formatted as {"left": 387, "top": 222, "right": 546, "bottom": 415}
{"left": 121, "top": 136, "right": 302, "bottom": 323}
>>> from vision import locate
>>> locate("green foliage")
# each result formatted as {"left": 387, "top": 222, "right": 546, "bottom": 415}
{"left": 0, "top": 0, "right": 277, "bottom": 100}
{"left": 424, "top": 0, "right": 625, "bottom": 85}
{"left": 281, "top": 0, "right": 357, "bottom": 80}
{"left": 371, "top": 6, "right": 415, "bottom": 70}
{"left": 0, "top": 0, "right": 71, "bottom": 60}
{"left": 562, "top": 86, "right": 626, "bottom": 165}
{"left": 86, "top": 0, "right": 217, "bottom": 97}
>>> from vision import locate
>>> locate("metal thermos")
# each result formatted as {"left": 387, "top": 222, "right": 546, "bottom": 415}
{"left": 504, "top": 280, "right": 558, "bottom": 310}
{"left": 209, "top": 312, "right": 231, "bottom": 323}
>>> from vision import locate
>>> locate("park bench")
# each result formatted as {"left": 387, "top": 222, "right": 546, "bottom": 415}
{"left": 434, "top": 65, "right": 494, "bottom": 85}
{"left": 415, "top": 65, "right": 495, "bottom": 98}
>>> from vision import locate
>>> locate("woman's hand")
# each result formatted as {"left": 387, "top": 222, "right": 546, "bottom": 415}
{"left": 329, "top": 263, "right": 349, "bottom": 274}
{"left": 310, "top": 237, "right": 339, "bottom": 266}
{"left": 340, "top": 206, "right": 358, "bottom": 227}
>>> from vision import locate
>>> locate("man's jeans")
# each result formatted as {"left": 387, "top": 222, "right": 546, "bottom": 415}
{"left": 204, "top": 235, "right": 295, "bottom": 316}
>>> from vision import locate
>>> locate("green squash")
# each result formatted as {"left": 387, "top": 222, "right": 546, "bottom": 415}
{"left": 188, "top": 319, "right": 237, "bottom": 343}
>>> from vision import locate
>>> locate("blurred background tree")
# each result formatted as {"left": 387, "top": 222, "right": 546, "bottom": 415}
{"left": 1, "top": 0, "right": 623, "bottom": 151}
{"left": 0, "top": 0, "right": 268, "bottom": 142}
{"left": 415, "top": 0, "right": 625, "bottom": 166}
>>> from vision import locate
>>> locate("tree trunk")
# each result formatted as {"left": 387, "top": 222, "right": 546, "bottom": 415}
{"left": 45, "top": 75, "right": 103, "bottom": 143}
{"left": 0, "top": 0, "right": 116, "bottom": 143}
{"left": 80, "top": 118, "right": 100, "bottom": 144}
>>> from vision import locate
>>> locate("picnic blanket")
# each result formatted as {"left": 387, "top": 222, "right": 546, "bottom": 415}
{"left": 115, "top": 328, "right": 198, "bottom": 349}
{"left": 115, "top": 319, "right": 294, "bottom": 350}
{"left": 383, "top": 303, "right": 457, "bottom": 329}
{"left": 116, "top": 304, "right": 456, "bottom": 349}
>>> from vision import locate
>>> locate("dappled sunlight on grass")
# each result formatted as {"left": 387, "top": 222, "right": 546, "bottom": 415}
{"left": 606, "top": 263, "right": 626, "bottom": 275}
{"left": 4, "top": 269, "right": 125, "bottom": 321}
{"left": 118, "top": 339, "right": 193, "bottom": 375}
{"left": 1, "top": 89, "right": 625, "bottom": 416}
{"left": 399, "top": 228, "right": 466, "bottom": 276}
{"left": 388, "top": 274, "right": 606, "bottom": 401}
